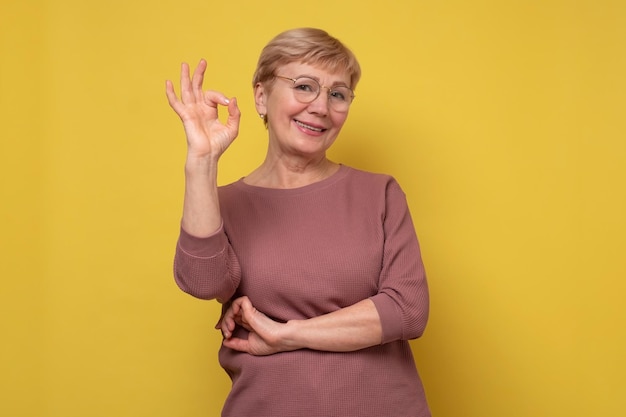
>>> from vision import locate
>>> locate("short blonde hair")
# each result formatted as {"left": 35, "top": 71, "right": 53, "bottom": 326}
{"left": 252, "top": 28, "right": 361, "bottom": 91}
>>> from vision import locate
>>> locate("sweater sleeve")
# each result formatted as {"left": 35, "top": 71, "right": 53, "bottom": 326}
{"left": 369, "top": 179, "right": 430, "bottom": 343}
{"left": 173, "top": 223, "right": 241, "bottom": 303}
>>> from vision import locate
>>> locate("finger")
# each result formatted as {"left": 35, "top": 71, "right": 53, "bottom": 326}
{"left": 240, "top": 296, "right": 255, "bottom": 315}
{"left": 191, "top": 59, "right": 207, "bottom": 99}
{"left": 219, "top": 321, "right": 232, "bottom": 339}
{"left": 225, "top": 97, "right": 242, "bottom": 136}
{"left": 166, "top": 80, "right": 191, "bottom": 120}
{"left": 179, "top": 62, "right": 193, "bottom": 103}
{"left": 165, "top": 80, "right": 180, "bottom": 108}
{"left": 222, "top": 337, "right": 250, "bottom": 353}
{"left": 203, "top": 90, "right": 231, "bottom": 108}
{"left": 237, "top": 297, "right": 261, "bottom": 331}
{"left": 230, "top": 295, "right": 249, "bottom": 307}
{"left": 220, "top": 308, "right": 237, "bottom": 338}
{"left": 227, "top": 296, "right": 249, "bottom": 326}
{"left": 218, "top": 320, "right": 235, "bottom": 339}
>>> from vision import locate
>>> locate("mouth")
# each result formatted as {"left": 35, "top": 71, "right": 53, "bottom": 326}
{"left": 295, "top": 119, "right": 327, "bottom": 133}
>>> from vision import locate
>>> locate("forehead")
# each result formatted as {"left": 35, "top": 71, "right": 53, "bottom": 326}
{"left": 278, "top": 62, "right": 351, "bottom": 85}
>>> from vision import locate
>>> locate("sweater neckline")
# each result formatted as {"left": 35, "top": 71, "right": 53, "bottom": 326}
{"left": 234, "top": 164, "right": 350, "bottom": 196}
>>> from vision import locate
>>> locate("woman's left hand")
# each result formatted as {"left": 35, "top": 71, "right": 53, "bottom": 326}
{"left": 217, "top": 296, "right": 296, "bottom": 356}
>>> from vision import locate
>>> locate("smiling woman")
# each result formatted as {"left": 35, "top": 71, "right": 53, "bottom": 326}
{"left": 250, "top": 61, "right": 352, "bottom": 177}
{"left": 166, "top": 27, "right": 431, "bottom": 417}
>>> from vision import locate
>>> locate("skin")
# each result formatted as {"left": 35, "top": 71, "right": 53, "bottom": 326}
{"left": 166, "top": 59, "right": 382, "bottom": 356}
{"left": 165, "top": 59, "right": 240, "bottom": 237}
{"left": 245, "top": 62, "right": 350, "bottom": 188}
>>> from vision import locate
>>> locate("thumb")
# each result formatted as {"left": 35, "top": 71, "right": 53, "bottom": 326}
{"left": 226, "top": 97, "right": 241, "bottom": 134}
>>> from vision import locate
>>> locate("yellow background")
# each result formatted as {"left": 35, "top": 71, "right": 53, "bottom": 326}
{"left": 2, "top": 0, "right": 625, "bottom": 416}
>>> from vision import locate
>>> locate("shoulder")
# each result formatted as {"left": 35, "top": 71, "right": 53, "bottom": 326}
{"left": 217, "top": 176, "right": 251, "bottom": 195}
{"left": 216, "top": 179, "right": 250, "bottom": 210}
{"left": 341, "top": 165, "right": 406, "bottom": 196}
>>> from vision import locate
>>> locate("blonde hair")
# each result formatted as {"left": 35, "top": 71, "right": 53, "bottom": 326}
{"left": 252, "top": 28, "right": 361, "bottom": 91}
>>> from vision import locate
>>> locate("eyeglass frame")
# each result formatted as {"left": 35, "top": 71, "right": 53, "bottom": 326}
{"left": 273, "top": 75, "right": 355, "bottom": 112}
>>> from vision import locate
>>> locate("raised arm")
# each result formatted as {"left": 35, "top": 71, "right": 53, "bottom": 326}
{"left": 165, "top": 59, "right": 241, "bottom": 237}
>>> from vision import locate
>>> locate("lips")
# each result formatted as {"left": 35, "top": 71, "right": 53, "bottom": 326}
{"left": 295, "top": 119, "right": 326, "bottom": 132}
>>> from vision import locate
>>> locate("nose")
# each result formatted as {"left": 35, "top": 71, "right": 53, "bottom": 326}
{"left": 306, "top": 88, "right": 330, "bottom": 116}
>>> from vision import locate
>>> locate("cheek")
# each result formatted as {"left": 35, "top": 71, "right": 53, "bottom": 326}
{"left": 268, "top": 90, "right": 301, "bottom": 111}
{"left": 331, "top": 112, "right": 349, "bottom": 128}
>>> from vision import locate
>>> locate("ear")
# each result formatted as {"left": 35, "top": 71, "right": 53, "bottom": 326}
{"left": 254, "top": 82, "right": 267, "bottom": 116}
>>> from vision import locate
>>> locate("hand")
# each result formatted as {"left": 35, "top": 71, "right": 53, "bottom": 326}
{"left": 217, "top": 296, "right": 296, "bottom": 356}
{"left": 165, "top": 59, "right": 241, "bottom": 160}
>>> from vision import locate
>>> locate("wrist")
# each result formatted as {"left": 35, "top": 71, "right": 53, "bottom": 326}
{"left": 185, "top": 153, "right": 219, "bottom": 174}
{"left": 281, "top": 320, "right": 305, "bottom": 351}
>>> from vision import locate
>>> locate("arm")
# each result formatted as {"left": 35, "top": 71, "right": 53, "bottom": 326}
{"left": 219, "top": 296, "right": 382, "bottom": 355}
{"left": 165, "top": 59, "right": 241, "bottom": 237}
{"left": 218, "top": 178, "right": 429, "bottom": 354}
{"left": 167, "top": 60, "right": 242, "bottom": 300}
{"left": 369, "top": 179, "right": 430, "bottom": 343}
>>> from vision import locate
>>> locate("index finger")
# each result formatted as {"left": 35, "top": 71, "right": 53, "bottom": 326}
{"left": 203, "top": 90, "right": 232, "bottom": 108}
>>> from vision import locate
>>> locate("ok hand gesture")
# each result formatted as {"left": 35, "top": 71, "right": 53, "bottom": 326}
{"left": 166, "top": 59, "right": 241, "bottom": 161}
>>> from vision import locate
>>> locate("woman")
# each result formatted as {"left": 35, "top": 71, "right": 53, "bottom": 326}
{"left": 166, "top": 28, "right": 431, "bottom": 417}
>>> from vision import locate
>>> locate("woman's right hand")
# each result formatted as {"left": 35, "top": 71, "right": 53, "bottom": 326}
{"left": 166, "top": 59, "right": 241, "bottom": 161}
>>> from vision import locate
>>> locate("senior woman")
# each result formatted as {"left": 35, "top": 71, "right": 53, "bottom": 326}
{"left": 166, "top": 28, "right": 431, "bottom": 417}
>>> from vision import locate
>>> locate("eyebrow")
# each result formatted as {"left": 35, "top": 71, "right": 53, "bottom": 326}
{"left": 296, "top": 74, "right": 351, "bottom": 88}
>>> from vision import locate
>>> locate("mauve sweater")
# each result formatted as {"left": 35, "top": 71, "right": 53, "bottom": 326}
{"left": 174, "top": 165, "right": 431, "bottom": 417}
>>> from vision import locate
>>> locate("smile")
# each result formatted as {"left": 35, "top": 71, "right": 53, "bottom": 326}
{"left": 295, "top": 120, "right": 326, "bottom": 132}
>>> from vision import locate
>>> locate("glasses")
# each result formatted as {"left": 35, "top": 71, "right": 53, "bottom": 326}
{"left": 274, "top": 75, "right": 355, "bottom": 112}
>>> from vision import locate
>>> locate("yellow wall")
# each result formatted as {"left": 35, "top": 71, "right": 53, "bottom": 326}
{"left": 2, "top": 1, "right": 625, "bottom": 416}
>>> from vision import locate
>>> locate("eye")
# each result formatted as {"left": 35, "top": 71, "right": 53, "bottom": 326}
{"left": 293, "top": 80, "right": 317, "bottom": 93}
{"left": 329, "top": 88, "right": 349, "bottom": 102}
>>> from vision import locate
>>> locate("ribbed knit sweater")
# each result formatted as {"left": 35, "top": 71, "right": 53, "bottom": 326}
{"left": 174, "top": 165, "right": 431, "bottom": 417}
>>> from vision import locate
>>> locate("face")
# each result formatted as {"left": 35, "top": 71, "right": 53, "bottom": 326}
{"left": 255, "top": 62, "right": 352, "bottom": 161}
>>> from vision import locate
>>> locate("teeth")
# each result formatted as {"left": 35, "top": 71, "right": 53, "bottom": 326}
{"left": 296, "top": 120, "right": 323, "bottom": 132}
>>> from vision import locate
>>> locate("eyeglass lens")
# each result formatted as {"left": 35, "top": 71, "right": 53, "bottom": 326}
{"left": 290, "top": 77, "right": 353, "bottom": 111}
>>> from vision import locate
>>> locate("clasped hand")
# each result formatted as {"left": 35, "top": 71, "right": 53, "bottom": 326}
{"left": 216, "top": 296, "right": 297, "bottom": 356}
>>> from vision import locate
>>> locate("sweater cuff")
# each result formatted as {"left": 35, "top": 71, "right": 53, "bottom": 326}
{"left": 370, "top": 293, "right": 404, "bottom": 344}
{"left": 177, "top": 222, "right": 228, "bottom": 258}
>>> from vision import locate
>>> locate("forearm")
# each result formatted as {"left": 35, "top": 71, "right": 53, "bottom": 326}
{"left": 283, "top": 299, "right": 382, "bottom": 352}
{"left": 181, "top": 156, "right": 222, "bottom": 237}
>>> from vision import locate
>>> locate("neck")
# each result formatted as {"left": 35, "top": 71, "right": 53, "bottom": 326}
{"left": 244, "top": 156, "right": 339, "bottom": 189}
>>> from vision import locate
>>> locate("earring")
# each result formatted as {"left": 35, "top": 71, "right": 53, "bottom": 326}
{"left": 259, "top": 114, "right": 265, "bottom": 119}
